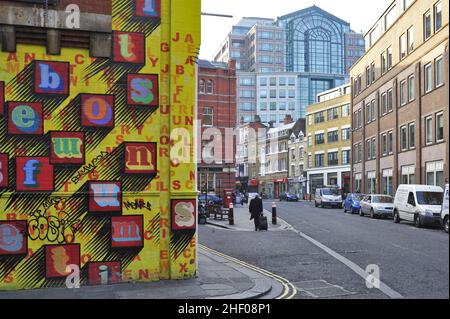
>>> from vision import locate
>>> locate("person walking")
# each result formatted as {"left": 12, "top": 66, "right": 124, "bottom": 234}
{"left": 249, "top": 194, "right": 263, "bottom": 231}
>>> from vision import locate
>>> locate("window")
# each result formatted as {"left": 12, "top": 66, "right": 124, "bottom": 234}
{"left": 400, "top": 33, "right": 407, "bottom": 60}
{"left": 382, "top": 169, "right": 393, "bottom": 195}
{"left": 426, "top": 161, "right": 445, "bottom": 187}
{"left": 199, "top": 79, "right": 206, "bottom": 94}
{"left": 381, "top": 51, "right": 387, "bottom": 74}
{"left": 424, "top": 63, "right": 432, "bottom": 93}
{"left": 366, "top": 66, "right": 371, "bottom": 86}
{"left": 436, "top": 112, "right": 444, "bottom": 142}
{"left": 207, "top": 80, "right": 214, "bottom": 94}
{"left": 342, "top": 104, "right": 350, "bottom": 117}
{"left": 367, "top": 139, "right": 372, "bottom": 160}
{"left": 387, "top": 89, "right": 393, "bottom": 112}
{"left": 388, "top": 131, "right": 393, "bottom": 154}
{"left": 342, "top": 150, "right": 351, "bottom": 165}
{"left": 308, "top": 155, "right": 313, "bottom": 168}
{"left": 371, "top": 62, "right": 376, "bottom": 83}
{"left": 328, "top": 130, "right": 339, "bottom": 143}
{"left": 402, "top": 166, "right": 416, "bottom": 185}
{"left": 260, "top": 102, "right": 267, "bottom": 111}
{"left": 409, "top": 123, "right": 415, "bottom": 148}
{"left": 342, "top": 128, "right": 351, "bottom": 141}
{"left": 315, "top": 134, "right": 325, "bottom": 145}
{"left": 382, "top": 133, "right": 387, "bottom": 156}
{"left": 270, "top": 77, "right": 277, "bottom": 86}
{"left": 288, "top": 90, "right": 296, "bottom": 98}
{"left": 327, "top": 108, "right": 339, "bottom": 121}
{"left": 308, "top": 115, "right": 313, "bottom": 126}
{"left": 288, "top": 77, "right": 296, "bottom": 86}
{"left": 408, "top": 75, "right": 415, "bottom": 102}
{"left": 289, "top": 102, "right": 296, "bottom": 111}
{"left": 372, "top": 137, "right": 376, "bottom": 159}
{"left": 387, "top": 47, "right": 393, "bottom": 70}
{"left": 279, "top": 102, "right": 286, "bottom": 111}
{"left": 279, "top": 77, "right": 286, "bottom": 86}
{"left": 260, "top": 89, "right": 268, "bottom": 99}
{"left": 279, "top": 89, "right": 286, "bottom": 98}
{"left": 358, "top": 109, "right": 363, "bottom": 128}
{"left": 315, "top": 112, "right": 325, "bottom": 124}
{"left": 424, "top": 11, "right": 432, "bottom": 40}
{"left": 434, "top": 1, "right": 442, "bottom": 32}
{"left": 315, "top": 154, "right": 325, "bottom": 168}
{"left": 270, "top": 90, "right": 277, "bottom": 99}
{"left": 260, "top": 78, "right": 267, "bottom": 86}
{"left": 381, "top": 92, "right": 387, "bottom": 115}
{"left": 367, "top": 175, "right": 376, "bottom": 195}
{"left": 366, "top": 103, "right": 371, "bottom": 123}
{"left": 426, "top": 116, "right": 433, "bottom": 144}
{"left": 270, "top": 102, "right": 277, "bottom": 111}
{"left": 400, "top": 80, "right": 407, "bottom": 106}
{"left": 407, "top": 27, "right": 414, "bottom": 53}
{"left": 308, "top": 135, "right": 313, "bottom": 147}
{"left": 401, "top": 126, "right": 407, "bottom": 150}
{"left": 371, "top": 100, "right": 376, "bottom": 121}
{"left": 328, "top": 152, "right": 339, "bottom": 166}
{"left": 435, "top": 56, "right": 444, "bottom": 87}
{"left": 203, "top": 107, "right": 213, "bottom": 126}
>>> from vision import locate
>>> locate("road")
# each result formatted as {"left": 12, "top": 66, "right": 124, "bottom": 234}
{"left": 199, "top": 201, "right": 449, "bottom": 299}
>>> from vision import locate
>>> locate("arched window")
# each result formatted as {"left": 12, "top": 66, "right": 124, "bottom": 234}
{"left": 199, "top": 79, "right": 206, "bottom": 94}
{"left": 207, "top": 80, "right": 214, "bottom": 94}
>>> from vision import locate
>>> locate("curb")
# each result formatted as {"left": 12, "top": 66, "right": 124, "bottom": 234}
{"left": 200, "top": 247, "right": 278, "bottom": 300}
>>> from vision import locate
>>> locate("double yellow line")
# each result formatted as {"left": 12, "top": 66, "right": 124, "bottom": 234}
{"left": 199, "top": 244, "right": 297, "bottom": 299}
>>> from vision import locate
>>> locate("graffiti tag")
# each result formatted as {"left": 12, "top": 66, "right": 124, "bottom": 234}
{"left": 28, "top": 209, "right": 80, "bottom": 244}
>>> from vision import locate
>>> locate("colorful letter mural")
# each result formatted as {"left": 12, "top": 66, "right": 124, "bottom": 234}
{"left": 0, "top": 0, "right": 199, "bottom": 290}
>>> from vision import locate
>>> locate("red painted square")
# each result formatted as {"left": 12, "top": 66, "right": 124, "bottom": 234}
{"left": 45, "top": 244, "right": 80, "bottom": 278}
{"left": 50, "top": 131, "right": 85, "bottom": 165}
{"left": 112, "top": 31, "right": 146, "bottom": 64}
{"left": 88, "top": 181, "right": 122, "bottom": 214}
{"left": 81, "top": 94, "right": 115, "bottom": 128}
{"left": 8, "top": 102, "right": 43, "bottom": 135}
{"left": 0, "top": 154, "right": 8, "bottom": 188}
{"left": 0, "top": 221, "right": 28, "bottom": 256}
{"left": 171, "top": 199, "right": 196, "bottom": 231}
{"left": 127, "top": 74, "right": 159, "bottom": 107}
{"left": 136, "top": 0, "right": 161, "bottom": 18}
{"left": 34, "top": 61, "right": 70, "bottom": 95}
{"left": 111, "top": 215, "right": 144, "bottom": 248}
{"left": 124, "top": 142, "right": 157, "bottom": 174}
{"left": 88, "top": 262, "right": 122, "bottom": 285}
{"left": 15, "top": 157, "right": 54, "bottom": 192}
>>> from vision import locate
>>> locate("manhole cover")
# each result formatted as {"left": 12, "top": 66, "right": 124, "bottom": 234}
{"left": 293, "top": 280, "right": 356, "bottom": 298}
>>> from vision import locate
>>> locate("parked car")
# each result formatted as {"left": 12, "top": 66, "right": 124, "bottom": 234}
{"left": 198, "top": 194, "right": 223, "bottom": 205}
{"left": 315, "top": 187, "right": 343, "bottom": 208}
{"left": 442, "top": 184, "right": 449, "bottom": 233}
{"left": 344, "top": 193, "right": 365, "bottom": 214}
{"left": 359, "top": 195, "right": 394, "bottom": 218}
{"left": 393, "top": 184, "right": 444, "bottom": 228}
{"left": 281, "top": 193, "right": 299, "bottom": 202}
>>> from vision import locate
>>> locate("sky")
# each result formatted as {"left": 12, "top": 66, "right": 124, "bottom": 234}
{"left": 200, "top": 0, "right": 392, "bottom": 59}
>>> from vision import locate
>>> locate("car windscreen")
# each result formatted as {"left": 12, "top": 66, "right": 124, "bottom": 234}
{"left": 322, "top": 188, "right": 339, "bottom": 196}
{"left": 352, "top": 194, "right": 363, "bottom": 201}
{"left": 416, "top": 192, "right": 443, "bottom": 205}
{"left": 373, "top": 196, "right": 393, "bottom": 203}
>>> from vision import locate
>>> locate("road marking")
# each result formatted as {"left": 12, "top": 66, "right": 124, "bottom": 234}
{"left": 281, "top": 219, "right": 403, "bottom": 299}
{"left": 200, "top": 244, "right": 297, "bottom": 299}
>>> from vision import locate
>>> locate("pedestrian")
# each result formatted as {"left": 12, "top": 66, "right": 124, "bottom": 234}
{"left": 249, "top": 194, "right": 263, "bottom": 231}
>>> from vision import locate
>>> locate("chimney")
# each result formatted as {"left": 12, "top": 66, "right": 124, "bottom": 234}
{"left": 254, "top": 115, "right": 261, "bottom": 123}
{"left": 284, "top": 114, "right": 293, "bottom": 125}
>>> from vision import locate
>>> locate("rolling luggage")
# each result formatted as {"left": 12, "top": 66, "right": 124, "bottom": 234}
{"left": 259, "top": 215, "right": 268, "bottom": 231}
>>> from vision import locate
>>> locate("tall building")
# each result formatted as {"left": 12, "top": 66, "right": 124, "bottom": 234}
{"left": 350, "top": 0, "right": 449, "bottom": 195}
{"left": 215, "top": 6, "right": 365, "bottom": 125}
{"left": 305, "top": 84, "right": 353, "bottom": 196}
{"left": 277, "top": 6, "right": 365, "bottom": 118}
{"left": 287, "top": 120, "right": 307, "bottom": 196}
{"left": 198, "top": 59, "right": 237, "bottom": 196}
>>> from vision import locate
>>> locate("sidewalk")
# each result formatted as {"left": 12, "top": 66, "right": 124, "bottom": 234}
{"left": 0, "top": 246, "right": 282, "bottom": 299}
{"left": 207, "top": 205, "right": 292, "bottom": 232}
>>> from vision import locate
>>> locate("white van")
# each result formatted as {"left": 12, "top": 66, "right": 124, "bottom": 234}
{"left": 393, "top": 185, "right": 444, "bottom": 228}
{"left": 315, "top": 187, "right": 343, "bottom": 208}
{"left": 442, "top": 184, "right": 449, "bottom": 233}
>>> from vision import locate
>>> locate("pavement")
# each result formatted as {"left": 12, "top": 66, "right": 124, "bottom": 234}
{"left": 206, "top": 204, "right": 292, "bottom": 232}
{"left": 0, "top": 245, "right": 284, "bottom": 299}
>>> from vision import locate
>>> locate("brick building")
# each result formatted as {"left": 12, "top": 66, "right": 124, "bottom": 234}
{"left": 350, "top": 0, "right": 449, "bottom": 195}
{"left": 198, "top": 59, "right": 237, "bottom": 196}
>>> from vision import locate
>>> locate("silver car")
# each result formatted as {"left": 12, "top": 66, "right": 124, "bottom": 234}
{"left": 360, "top": 195, "right": 394, "bottom": 218}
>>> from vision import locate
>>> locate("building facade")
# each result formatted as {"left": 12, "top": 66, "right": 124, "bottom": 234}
{"left": 287, "top": 121, "right": 307, "bottom": 197}
{"left": 306, "top": 85, "right": 353, "bottom": 196}
{"left": 236, "top": 117, "right": 267, "bottom": 194}
{"left": 277, "top": 6, "right": 365, "bottom": 118}
{"left": 350, "top": 0, "right": 449, "bottom": 195}
{"left": 198, "top": 60, "right": 237, "bottom": 196}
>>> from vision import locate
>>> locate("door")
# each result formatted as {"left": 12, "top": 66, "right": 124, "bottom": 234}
{"left": 404, "top": 192, "right": 417, "bottom": 222}
{"left": 362, "top": 196, "right": 371, "bottom": 214}
{"left": 345, "top": 194, "right": 352, "bottom": 210}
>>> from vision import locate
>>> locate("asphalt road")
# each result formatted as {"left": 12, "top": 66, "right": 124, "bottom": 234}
{"left": 199, "top": 201, "right": 449, "bottom": 299}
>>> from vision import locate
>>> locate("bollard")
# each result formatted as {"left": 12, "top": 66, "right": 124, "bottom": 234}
{"left": 229, "top": 202, "right": 234, "bottom": 225}
{"left": 272, "top": 202, "right": 277, "bottom": 225}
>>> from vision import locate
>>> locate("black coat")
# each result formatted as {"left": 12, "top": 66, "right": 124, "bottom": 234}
{"left": 249, "top": 197, "right": 263, "bottom": 220}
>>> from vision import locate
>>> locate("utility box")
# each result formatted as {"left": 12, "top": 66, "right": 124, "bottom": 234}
{"left": 0, "top": 0, "right": 200, "bottom": 290}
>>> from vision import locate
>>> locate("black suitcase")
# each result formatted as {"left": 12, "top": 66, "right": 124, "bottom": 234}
{"left": 259, "top": 215, "right": 268, "bottom": 231}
